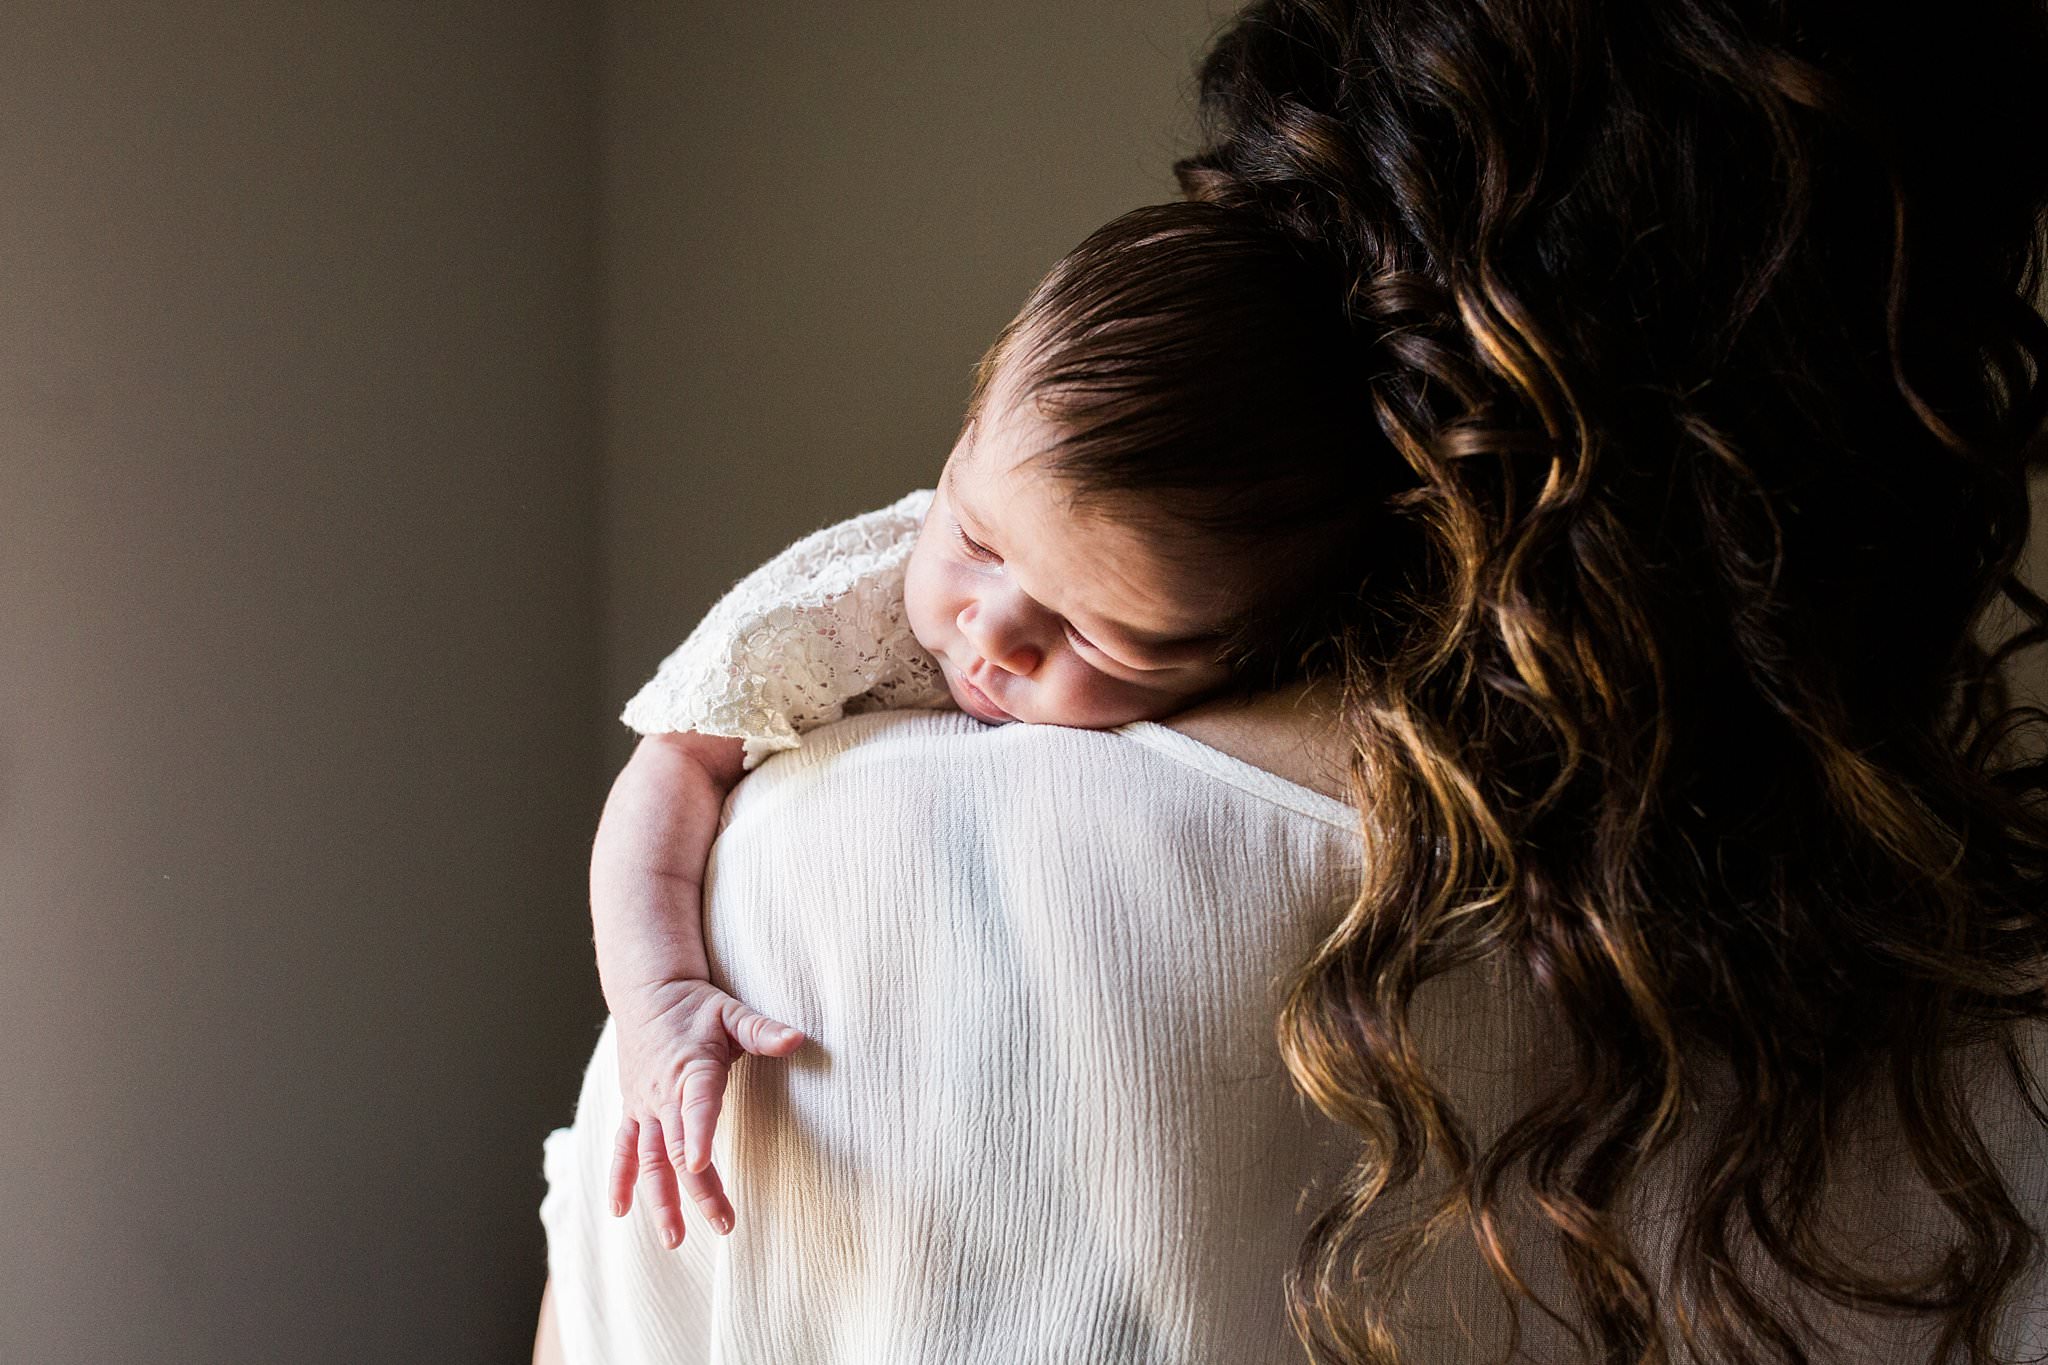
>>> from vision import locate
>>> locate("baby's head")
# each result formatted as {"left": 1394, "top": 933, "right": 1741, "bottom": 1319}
{"left": 904, "top": 200, "right": 1416, "bottom": 729}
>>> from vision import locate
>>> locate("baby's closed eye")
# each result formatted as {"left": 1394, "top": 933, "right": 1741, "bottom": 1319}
{"left": 1065, "top": 624, "right": 1192, "bottom": 676}
{"left": 951, "top": 524, "right": 998, "bottom": 562}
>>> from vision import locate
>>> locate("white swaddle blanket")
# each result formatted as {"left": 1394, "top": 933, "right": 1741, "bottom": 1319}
{"left": 541, "top": 709, "right": 2048, "bottom": 1363}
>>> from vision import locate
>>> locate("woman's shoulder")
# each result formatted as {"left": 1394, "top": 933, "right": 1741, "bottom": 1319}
{"left": 1154, "top": 680, "right": 1351, "bottom": 805}
{"left": 746, "top": 679, "right": 1356, "bottom": 808}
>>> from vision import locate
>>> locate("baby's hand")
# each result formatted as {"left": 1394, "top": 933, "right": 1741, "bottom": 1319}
{"left": 607, "top": 978, "right": 805, "bottom": 1250}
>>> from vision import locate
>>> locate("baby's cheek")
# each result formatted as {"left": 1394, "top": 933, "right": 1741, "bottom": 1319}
{"left": 1046, "top": 668, "right": 1172, "bottom": 730}
{"left": 901, "top": 543, "right": 946, "bottom": 653}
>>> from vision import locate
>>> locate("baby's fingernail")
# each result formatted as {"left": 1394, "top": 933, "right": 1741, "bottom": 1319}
{"left": 663, "top": 1227, "right": 680, "bottom": 1249}
{"left": 610, "top": 1198, "right": 625, "bottom": 1218}
{"left": 713, "top": 1214, "right": 732, "bottom": 1235}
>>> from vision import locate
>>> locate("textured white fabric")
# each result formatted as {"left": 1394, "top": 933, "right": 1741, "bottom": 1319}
{"left": 619, "top": 489, "right": 951, "bottom": 770}
{"left": 542, "top": 710, "right": 2048, "bottom": 1364}
{"left": 543, "top": 710, "right": 1369, "bottom": 1364}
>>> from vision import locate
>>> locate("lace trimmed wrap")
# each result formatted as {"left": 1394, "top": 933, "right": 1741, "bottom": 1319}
{"left": 619, "top": 488, "right": 952, "bottom": 769}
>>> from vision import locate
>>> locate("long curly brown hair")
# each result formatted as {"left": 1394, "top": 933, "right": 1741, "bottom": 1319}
{"left": 1134, "top": 1, "right": 2048, "bottom": 1360}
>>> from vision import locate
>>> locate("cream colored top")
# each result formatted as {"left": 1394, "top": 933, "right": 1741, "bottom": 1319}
{"left": 617, "top": 489, "right": 948, "bottom": 770}
{"left": 543, "top": 708, "right": 1372, "bottom": 1363}
{"left": 541, "top": 704, "right": 2048, "bottom": 1362}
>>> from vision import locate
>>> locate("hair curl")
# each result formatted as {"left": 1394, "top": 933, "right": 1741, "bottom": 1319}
{"left": 1146, "top": 1, "right": 2048, "bottom": 1361}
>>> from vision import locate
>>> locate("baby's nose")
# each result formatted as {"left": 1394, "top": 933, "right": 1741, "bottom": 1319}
{"left": 986, "top": 639, "right": 1043, "bottom": 677}
{"left": 960, "top": 603, "right": 1043, "bottom": 676}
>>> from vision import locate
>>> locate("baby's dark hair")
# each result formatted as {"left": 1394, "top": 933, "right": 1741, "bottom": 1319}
{"left": 959, "top": 200, "right": 1422, "bottom": 695}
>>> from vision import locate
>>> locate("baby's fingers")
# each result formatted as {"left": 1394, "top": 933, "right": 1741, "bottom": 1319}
{"left": 636, "top": 1117, "right": 687, "bottom": 1250}
{"left": 679, "top": 1158, "right": 735, "bottom": 1236}
{"left": 607, "top": 1117, "right": 642, "bottom": 1218}
{"left": 658, "top": 1098, "right": 734, "bottom": 1234}
{"left": 678, "top": 1056, "right": 730, "bottom": 1174}
{"left": 722, "top": 998, "right": 806, "bottom": 1058}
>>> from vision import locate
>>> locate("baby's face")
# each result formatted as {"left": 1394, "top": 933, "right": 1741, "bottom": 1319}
{"left": 903, "top": 388, "right": 1242, "bottom": 730}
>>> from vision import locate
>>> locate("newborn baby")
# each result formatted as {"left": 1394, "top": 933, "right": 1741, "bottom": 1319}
{"left": 587, "top": 198, "right": 1390, "bottom": 1250}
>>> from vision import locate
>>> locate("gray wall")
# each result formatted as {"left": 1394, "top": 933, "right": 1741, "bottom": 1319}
{"left": 0, "top": 4, "right": 602, "bottom": 1362}
{"left": 0, "top": 2, "right": 1233, "bottom": 1361}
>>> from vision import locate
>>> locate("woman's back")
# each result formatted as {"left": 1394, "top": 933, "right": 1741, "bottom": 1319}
{"left": 545, "top": 703, "right": 1375, "bottom": 1363}
{"left": 543, "top": 701, "right": 2048, "bottom": 1363}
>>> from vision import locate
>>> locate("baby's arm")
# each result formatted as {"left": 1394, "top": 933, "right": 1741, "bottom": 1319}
{"left": 590, "top": 729, "right": 804, "bottom": 1250}
{"left": 595, "top": 489, "right": 947, "bottom": 1249}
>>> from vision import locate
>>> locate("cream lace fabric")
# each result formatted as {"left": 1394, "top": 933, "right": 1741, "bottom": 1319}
{"left": 618, "top": 488, "right": 953, "bottom": 769}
